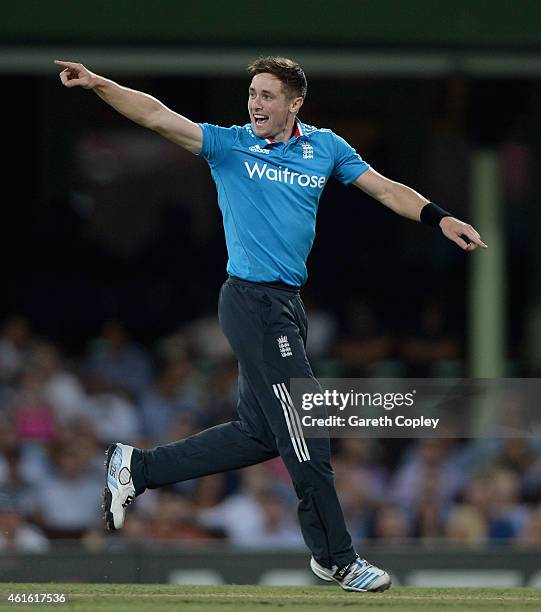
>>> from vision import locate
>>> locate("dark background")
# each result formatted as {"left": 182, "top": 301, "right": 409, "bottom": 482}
{"left": 3, "top": 72, "right": 538, "bottom": 370}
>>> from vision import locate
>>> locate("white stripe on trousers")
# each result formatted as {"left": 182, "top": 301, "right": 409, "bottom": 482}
{"left": 273, "top": 384, "right": 304, "bottom": 463}
{"left": 279, "top": 383, "right": 311, "bottom": 461}
{"left": 272, "top": 383, "right": 310, "bottom": 463}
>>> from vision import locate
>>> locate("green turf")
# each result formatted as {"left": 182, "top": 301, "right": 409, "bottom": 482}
{"left": 1, "top": 584, "right": 540, "bottom": 611}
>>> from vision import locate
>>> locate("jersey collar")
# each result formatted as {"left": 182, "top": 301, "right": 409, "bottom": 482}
{"left": 263, "top": 119, "right": 304, "bottom": 145}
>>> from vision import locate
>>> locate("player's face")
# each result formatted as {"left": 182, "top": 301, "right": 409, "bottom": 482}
{"left": 248, "top": 73, "right": 300, "bottom": 140}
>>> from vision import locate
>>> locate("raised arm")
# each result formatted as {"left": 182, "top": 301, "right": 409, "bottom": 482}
{"left": 54, "top": 60, "right": 202, "bottom": 154}
{"left": 353, "top": 168, "right": 487, "bottom": 252}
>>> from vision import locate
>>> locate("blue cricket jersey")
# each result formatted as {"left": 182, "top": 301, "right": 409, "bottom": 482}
{"left": 195, "top": 119, "right": 369, "bottom": 287}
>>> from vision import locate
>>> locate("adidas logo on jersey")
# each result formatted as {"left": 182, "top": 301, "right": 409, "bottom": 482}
{"left": 249, "top": 144, "right": 270, "bottom": 155}
{"left": 277, "top": 335, "right": 292, "bottom": 358}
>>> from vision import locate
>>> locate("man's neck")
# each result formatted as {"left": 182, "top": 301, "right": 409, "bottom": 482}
{"left": 274, "top": 118, "right": 298, "bottom": 144}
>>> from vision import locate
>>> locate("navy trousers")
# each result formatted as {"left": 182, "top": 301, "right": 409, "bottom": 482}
{"left": 132, "top": 277, "right": 356, "bottom": 568}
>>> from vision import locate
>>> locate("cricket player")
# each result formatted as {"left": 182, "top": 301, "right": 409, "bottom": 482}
{"left": 55, "top": 56, "right": 486, "bottom": 593}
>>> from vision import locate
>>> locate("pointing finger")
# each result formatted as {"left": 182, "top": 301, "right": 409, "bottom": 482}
{"left": 462, "top": 225, "right": 487, "bottom": 248}
{"left": 463, "top": 232, "right": 487, "bottom": 249}
{"left": 471, "top": 236, "right": 487, "bottom": 248}
{"left": 54, "top": 60, "right": 78, "bottom": 68}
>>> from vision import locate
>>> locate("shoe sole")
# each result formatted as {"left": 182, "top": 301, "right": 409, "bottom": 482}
{"left": 310, "top": 558, "right": 391, "bottom": 593}
{"left": 102, "top": 443, "right": 118, "bottom": 531}
{"left": 355, "top": 580, "right": 392, "bottom": 593}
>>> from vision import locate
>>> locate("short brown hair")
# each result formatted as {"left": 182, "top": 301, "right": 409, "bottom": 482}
{"left": 247, "top": 56, "right": 307, "bottom": 99}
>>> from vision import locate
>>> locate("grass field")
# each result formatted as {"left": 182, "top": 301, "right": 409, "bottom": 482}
{"left": 1, "top": 584, "right": 541, "bottom": 611}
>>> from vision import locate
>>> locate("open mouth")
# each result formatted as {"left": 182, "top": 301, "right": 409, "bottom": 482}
{"left": 253, "top": 114, "right": 269, "bottom": 128}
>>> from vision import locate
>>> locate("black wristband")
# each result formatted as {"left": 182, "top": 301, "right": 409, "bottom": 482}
{"left": 420, "top": 202, "right": 453, "bottom": 228}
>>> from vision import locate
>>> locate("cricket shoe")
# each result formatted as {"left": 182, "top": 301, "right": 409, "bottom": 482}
{"left": 102, "top": 443, "right": 135, "bottom": 531}
{"left": 310, "top": 555, "right": 391, "bottom": 592}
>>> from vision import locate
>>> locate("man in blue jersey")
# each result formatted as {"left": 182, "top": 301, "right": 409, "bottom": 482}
{"left": 55, "top": 57, "right": 486, "bottom": 593}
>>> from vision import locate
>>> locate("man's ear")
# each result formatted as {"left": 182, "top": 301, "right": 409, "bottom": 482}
{"left": 290, "top": 96, "right": 304, "bottom": 115}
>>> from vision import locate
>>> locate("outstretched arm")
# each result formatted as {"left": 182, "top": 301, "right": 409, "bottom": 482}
{"left": 54, "top": 60, "right": 202, "bottom": 154}
{"left": 353, "top": 168, "right": 487, "bottom": 251}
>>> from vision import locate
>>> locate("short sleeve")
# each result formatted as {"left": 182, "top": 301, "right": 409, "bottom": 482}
{"left": 195, "top": 123, "right": 238, "bottom": 167}
{"left": 331, "top": 133, "right": 370, "bottom": 185}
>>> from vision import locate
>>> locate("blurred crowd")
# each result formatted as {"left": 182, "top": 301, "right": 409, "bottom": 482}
{"left": 1, "top": 311, "right": 541, "bottom": 554}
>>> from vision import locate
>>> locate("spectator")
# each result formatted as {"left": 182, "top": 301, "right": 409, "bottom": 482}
{"left": 10, "top": 367, "right": 57, "bottom": 444}
{"left": 29, "top": 342, "right": 87, "bottom": 426}
{"left": 198, "top": 464, "right": 299, "bottom": 547}
{"left": 138, "top": 357, "right": 196, "bottom": 444}
{"left": 31, "top": 440, "right": 102, "bottom": 539}
{"left": 373, "top": 504, "right": 410, "bottom": 543}
{"left": 332, "top": 439, "right": 387, "bottom": 540}
{"left": 390, "top": 439, "right": 463, "bottom": 520}
{"left": 194, "top": 474, "right": 229, "bottom": 510}
{"left": 518, "top": 505, "right": 541, "bottom": 548}
{"left": 0, "top": 316, "right": 32, "bottom": 384}
{"left": 0, "top": 415, "right": 49, "bottom": 488}
{"left": 198, "top": 359, "right": 237, "bottom": 429}
{"left": 86, "top": 320, "right": 152, "bottom": 399}
{"left": 412, "top": 475, "right": 445, "bottom": 540}
{"left": 238, "top": 490, "right": 304, "bottom": 549}
{"left": 445, "top": 506, "right": 487, "bottom": 544}
{"left": 147, "top": 490, "right": 215, "bottom": 542}
{"left": 83, "top": 374, "right": 140, "bottom": 444}
{"left": 0, "top": 493, "right": 49, "bottom": 552}
{"left": 486, "top": 468, "right": 529, "bottom": 541}
{"left": 460, "top": 473, "right": 493, "bottom": 521}
{"left": 0, "top": 446, "right": 35, "bottom": 516}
